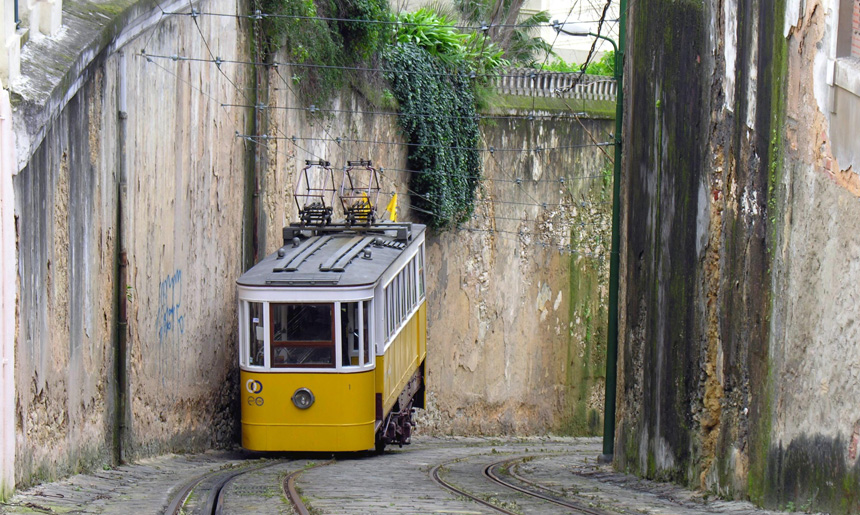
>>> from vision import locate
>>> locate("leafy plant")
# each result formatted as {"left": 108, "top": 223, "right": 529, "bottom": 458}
{"left": 383, "top": 42, "right": 482, "bottom": 229}
{"left": 254, "top": 0, "right": 390, "bottom": 104}
{"left": 539, "top": 52, "right": 615, "bottom": 76}
{"left": 328, "top": 0, "right": 392, "bottom": 61}
{"left": 454, "top": 0, "right": 554, "bottom": 66}
{"left": 394, "top": 9, "right": 508, "bottom": 73}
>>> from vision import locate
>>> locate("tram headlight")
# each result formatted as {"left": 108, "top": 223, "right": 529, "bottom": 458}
{"left": 291, "top": 388, "right": 315, "bottom": 409}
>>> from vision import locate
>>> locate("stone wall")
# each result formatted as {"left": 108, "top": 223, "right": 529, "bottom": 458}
{"left": 617, "top": 0, "right": 860, "bottom": 510}
{"left": 258, "top": 62, "right": 615, "bottom": 436}
{"left": 8, "top": 0, "right": 613, "bottom": 490}
{"left": 11, "top": 0, "right": 250, "bottom": 486}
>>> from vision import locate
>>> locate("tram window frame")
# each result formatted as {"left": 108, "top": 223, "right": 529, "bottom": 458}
{"left": 362, "top": 299, "right": 372, "bottom": 365}
{"left": 270, "top": 303, "right": 335, "bottom": 368}
{"left": 396, "top": 275, "right": 403, "bottom": 325}
{"left": 246, "top": 301, "right": 266, "bottom": 368}
{"left": 418, "top": 244, "right": 425, "bottom": 299}
{"left": 386, "top": 286, "right": 394, "bottom": 338}
{"left": 408, "top": 260, "right": 415, "bottom": 311}
{"left": 340, "top": 302, "right": 361, "bottom": 368}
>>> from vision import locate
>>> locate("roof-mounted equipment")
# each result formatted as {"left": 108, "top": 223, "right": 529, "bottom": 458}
{"left": 339, "top": 159, "right": 380, "bottom": 226}
{"left": 295, "top": 160, "right": 336, "bottom": 226}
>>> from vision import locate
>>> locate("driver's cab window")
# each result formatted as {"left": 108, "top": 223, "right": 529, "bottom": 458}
{"left": 340, "top": 301, "right": 372, "bottom": 368}
{"left": 341, "top": 302, "right": 360, "bottom": 367}
{"left": 247, "top": 302, "right": 265, "bottom": 367}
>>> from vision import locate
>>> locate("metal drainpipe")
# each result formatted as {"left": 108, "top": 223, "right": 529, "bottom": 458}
{"left": 599, "top": 0, "right": 626, "bottom": 464}
{"left": 113, "top": 51, "right": 129, "bottom": 465}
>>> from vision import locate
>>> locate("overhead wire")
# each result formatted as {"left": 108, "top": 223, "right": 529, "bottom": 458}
{"left": 235, "top": 133, "right": 613, "bottom": 153}
{"left": 140, "top": 52, "right": 623, "bottom": 81}
{"left": 159, "top": 9, "right": 618, "bottom": 30}
{"left": 219, "top": 102, "right": 596, "bottom": 122}
{"left": 136, "top": 0, "right": 616, "bottom": 254}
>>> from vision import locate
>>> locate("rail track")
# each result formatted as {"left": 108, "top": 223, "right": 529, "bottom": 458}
{"left": 430, "top": 453, "right": 614, "bottom": 515}
{"left": 484, "top": 457, "right": 613, "bottom": 514}
{"left": 282, "top": 460, "right": 334, "bottom": 515}
{"left": 165, "top": 460, "right": 280, "bottom": 515}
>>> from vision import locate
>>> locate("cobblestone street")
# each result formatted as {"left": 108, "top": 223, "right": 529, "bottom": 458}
{"left": 1, "top": 437, "right": 791, "bottom": 514}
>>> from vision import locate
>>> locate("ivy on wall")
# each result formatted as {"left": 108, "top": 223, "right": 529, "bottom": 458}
{"left": 383, "top": 42, "right": 482, "bottom": 229}
{"left": 255, "top": 0, "right": 389, "bottom": 102}
{"left": 259, "top": 1, "right": 544, "bottom": 230}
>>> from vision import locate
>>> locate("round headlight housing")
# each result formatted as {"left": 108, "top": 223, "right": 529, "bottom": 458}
{"left": 291, "top": 388, "right": 315, "bottom": 409}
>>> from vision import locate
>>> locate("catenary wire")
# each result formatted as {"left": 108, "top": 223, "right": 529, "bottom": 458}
{"left": 238, "top": 133, "right": 613, "bottom": 152}
{"left": 138, "top": 51, "right": 618, "bottom": 81}
{"left": 159, "top": 9, "right": 618, "bottom": 31}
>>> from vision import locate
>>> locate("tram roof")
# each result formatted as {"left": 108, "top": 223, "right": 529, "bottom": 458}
{"left": 237, "top": 222, "right": 426, "bottom": 288}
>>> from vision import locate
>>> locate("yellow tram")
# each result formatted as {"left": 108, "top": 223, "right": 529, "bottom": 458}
{"left": 237, "top": 217, "right": 427, "bottom": 452}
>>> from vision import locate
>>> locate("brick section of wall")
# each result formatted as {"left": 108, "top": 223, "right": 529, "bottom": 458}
{"left": 853, "top": 0, "right": 860, "bottom": 58}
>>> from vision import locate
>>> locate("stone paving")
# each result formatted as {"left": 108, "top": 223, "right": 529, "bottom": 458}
{"left": 1, "top": 437, "right": 796, "bottom": 514}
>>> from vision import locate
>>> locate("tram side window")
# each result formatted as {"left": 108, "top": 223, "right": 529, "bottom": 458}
{"left": 418, "top": 245, "right": 425, "bottom": 298}
{"left": 363, "top": 300, "right": 371, "bottom": 364}
{"left": 340, "top": 302, "right": 360, "bottom": 367}
{"left": 270, "top": 303, "right": 334, "bottom": 367}
{"left": 407, "top": 261, "right": 415, "bottom": 312}
{"left": 386, "top": 286, "right": 395, "bottom": 338}
{"left": 248, "top": 302, "right": 265, "bottom": 366}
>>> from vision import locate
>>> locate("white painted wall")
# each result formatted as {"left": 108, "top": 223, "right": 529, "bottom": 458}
{"left": 0, "top": 77, "right": 16, "bottom": 499}
{"left": 0, "top": 0, "right": 21, "bottom": 82}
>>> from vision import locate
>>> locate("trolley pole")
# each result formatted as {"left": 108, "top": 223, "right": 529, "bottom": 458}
{"left": 602, "top": 0, "right": 626, "bottom": 463}
{"left": 553, "top": 0, "right": 626, "bottom": 462}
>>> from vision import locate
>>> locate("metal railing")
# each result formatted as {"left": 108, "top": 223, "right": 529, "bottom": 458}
{"left": 492, "top": 68, "right": 617, "bottom": 102}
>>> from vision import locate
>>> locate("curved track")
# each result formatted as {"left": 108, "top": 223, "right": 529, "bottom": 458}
{"left": 430, "top": 460, "right": 520, "bottom": 515}
{"left": 484, "top": 457, "right": 613, "bottom": 515}
{"left": 430, "top": 453, "right": 615, "bottom": 515}
{"left": 166, "top": 460, "right": 280, "bottom": 515}
{"left": 281, "top": 460, "right": 335, "bottom": 515}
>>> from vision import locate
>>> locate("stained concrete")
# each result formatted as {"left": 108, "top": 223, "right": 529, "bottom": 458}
{"left": 8, "top": 0, "right": 615, "bottom": 495}
{"left": 618, "top": 0, "right": 860, "bottom": 510}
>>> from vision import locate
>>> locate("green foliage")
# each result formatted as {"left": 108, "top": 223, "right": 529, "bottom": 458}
{"left": 383, "top": 43, "right": 482, "bottom": 229}
{"left": 255, "top": 0, "right": 390, "bottom": 104}
{"left": 329, "top": 0, "right": 392, "bottom": 61}
{"left": 394, "top": 9, "right": 508, "bottom": 73}
{"left": 540, "top": 51, "right": 615, "bottom": 76}
{"left": 454, "top": 0, "right": 554, "bottom": 66}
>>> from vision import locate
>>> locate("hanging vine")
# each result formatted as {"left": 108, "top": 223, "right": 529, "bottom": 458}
{"left": 383, "top": 42, "right": 483, "bottom": 229}
{"left": 382, "top": 9, "right": 507, "bottom": 230}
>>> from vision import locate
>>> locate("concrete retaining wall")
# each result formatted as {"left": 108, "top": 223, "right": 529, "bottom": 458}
{"left": 11, "top": 0, "right": 249, "bottom": 486}
{"left": 617, "top": 0, "right": 860, "bottom": 511}
{"left": 6, "top": 0, "right": 613, "bottom": 491}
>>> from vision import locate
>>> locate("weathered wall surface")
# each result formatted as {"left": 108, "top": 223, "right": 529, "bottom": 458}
{"left": 423, "top": 116, "right": 612, "bottom": 435}
{"left": 11, "top": 0, "right": 249, "bottom": 486}
{"left": 15, "top": 67, "right": 120, "bottom": 483}
{"left": 259, "top": 64, "right": 614, "bottom": 436}
{"left": 618, "top": 0, "right": 860, "bottom": 510}
{"left": 8, "top": 0, "right": 613, "bottom": 489}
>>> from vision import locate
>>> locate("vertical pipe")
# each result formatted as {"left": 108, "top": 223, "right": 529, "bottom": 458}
{"left": 600, "top": 0, "right": 627, "bottom": 463}
{"left": 113, "top": 51, "right": 129, "bottom": 465}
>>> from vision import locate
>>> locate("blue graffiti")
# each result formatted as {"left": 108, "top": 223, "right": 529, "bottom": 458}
{"left": 157, "top": 269, "right": 184, "bottom": 343}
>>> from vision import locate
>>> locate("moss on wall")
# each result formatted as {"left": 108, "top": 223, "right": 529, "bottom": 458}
{"left": 618, "top": 0, "right": 705, "bottom": 485}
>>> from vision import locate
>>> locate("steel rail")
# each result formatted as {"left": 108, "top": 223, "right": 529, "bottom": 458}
{"left": 165, "top": 460, "right": 280, "bottom": 515}
{"left": 484, "top": 457, "right": 612, "bottom": 515}
{"left": 282, "top": 460, "right": 335, "bottom": 515}
{"left": 429, "top": 460, "right": 520, "bottom": 515}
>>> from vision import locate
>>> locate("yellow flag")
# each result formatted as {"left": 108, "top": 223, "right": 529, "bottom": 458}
{"left": 385, "top": 193, "right": 398, "bottom": 222}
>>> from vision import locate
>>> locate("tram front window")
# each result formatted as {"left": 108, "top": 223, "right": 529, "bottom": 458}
{"left": 270, "top": 303, "right": 334, "bottom": 367}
